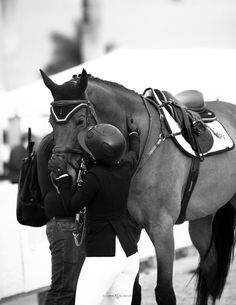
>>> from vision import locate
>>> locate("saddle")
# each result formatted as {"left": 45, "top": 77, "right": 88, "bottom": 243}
{"left": 173, "top": 90, "right": 216, "bottom": 121}
{"left": 146, "top": 89, "right": 215, "bottom": 159}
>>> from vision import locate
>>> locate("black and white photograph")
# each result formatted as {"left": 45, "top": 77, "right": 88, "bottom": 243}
{"left": 0, "top": 1, "right": 236, "bottom": 305}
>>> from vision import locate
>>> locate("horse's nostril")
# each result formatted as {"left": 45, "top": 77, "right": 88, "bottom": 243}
{"left": 54, "top": 147, "right": 67, "bottom": 157}
{"left": 56, "top": 153, "right": 66, "bottom": 159}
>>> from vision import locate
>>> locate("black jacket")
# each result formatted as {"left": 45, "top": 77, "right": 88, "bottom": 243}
{"left": 56, "top": 133, "right": 140, "bottom": 257}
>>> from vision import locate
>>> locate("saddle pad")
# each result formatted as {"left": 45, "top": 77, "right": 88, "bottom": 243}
{"left": 163, "top": 106, "right": 234, "bottom": 157}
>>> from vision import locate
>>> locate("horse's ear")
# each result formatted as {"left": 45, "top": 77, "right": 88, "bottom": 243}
{"left": 78, "top": 69, "right": 88, "bottom": 92}
{"left": 40, "top": 69, "right": 58, "bottom": 93}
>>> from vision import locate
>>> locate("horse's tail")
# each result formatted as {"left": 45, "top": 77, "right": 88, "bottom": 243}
{"left": 195, "top": 202, "right": 235, "bottom": 305}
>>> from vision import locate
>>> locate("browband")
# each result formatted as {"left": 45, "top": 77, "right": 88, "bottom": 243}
{"left": 51, "top": 99, "right": 88, "bottom": 106}
{"left": 50, "top": 100, "right": 92, "bottom": 123}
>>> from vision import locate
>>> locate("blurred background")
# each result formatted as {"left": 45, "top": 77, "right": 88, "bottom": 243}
{"left": 1, "top": 0, "right": 236, "bottom": 178}
{"left": 0, "top": 0, "right": 236, "bottom": 304}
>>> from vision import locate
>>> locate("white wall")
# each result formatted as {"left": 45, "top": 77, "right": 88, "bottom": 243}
{"left": 0, "top": 182, "right": 50, "bottom": 299}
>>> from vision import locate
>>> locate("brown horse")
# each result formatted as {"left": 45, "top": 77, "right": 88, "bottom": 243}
{"left": 40, "top": 68, "right": 236, "bottom": 305}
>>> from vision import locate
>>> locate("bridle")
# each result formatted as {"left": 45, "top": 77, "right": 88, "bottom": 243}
{"left": 50, "top": 99, "right": 98, "bottom": 155}
{"left": 50, "top": 99, "right": 98, "bottom": 178}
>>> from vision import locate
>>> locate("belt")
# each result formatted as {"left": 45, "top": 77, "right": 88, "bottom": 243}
{"left": 51, "top": 217, "right": 75, "bottom": 221}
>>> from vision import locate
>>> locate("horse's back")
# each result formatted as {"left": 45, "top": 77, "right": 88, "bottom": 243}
{"left": 206, "top": 100, "right": 236, "bottom": 132}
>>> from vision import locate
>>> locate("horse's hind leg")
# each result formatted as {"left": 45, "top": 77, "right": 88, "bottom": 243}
{"left": 189, "top": 203, "right": 235, "bottom": 305}
{"left": 189, "top": 215, "right": 215, "bottom": 305}
{"left": 147, "top": 218, "right": 176, "bottom": 305}
{"left": 189, "top": 215, "right": 214, "bottom": 261}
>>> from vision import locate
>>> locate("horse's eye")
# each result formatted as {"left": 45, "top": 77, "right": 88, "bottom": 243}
{"left": 76, "top": 119, "right": 85, "bottom": 126}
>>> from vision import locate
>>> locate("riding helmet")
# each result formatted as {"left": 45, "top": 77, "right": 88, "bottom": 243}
{"left": 77, "top": 124, "right": 126, "bottom": 165}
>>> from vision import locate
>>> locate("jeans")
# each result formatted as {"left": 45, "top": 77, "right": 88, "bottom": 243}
{"left": 45, "top": 217, "right": 86, "bottom": 305}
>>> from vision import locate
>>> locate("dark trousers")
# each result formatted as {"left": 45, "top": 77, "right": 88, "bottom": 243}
{"left": 45, "top": 218, "right": 86, "bottom": 305}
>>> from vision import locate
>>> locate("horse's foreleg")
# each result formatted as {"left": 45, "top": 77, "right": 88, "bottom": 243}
{"left": 147, "top": 219, "right": 176, "bottom": 305}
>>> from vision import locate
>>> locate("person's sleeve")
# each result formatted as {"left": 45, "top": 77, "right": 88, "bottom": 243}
{"left": 43, "top": 187, "right": 64, "bottom": 208}
{"left": 123, "top": 132, "right": 140, "bottom": 172}
{"left": 56, "top": 172, "right": 99, "bottom": 214}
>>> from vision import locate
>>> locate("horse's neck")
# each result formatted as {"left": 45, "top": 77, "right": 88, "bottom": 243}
{"left": 87, "top": 81, "right": 142, "bottom": 125}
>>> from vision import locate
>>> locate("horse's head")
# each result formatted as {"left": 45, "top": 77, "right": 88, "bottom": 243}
{"left": 40, "top": 69, "right": 97, "bottom": 182}
{"left": 41, "top": 68, "right": 143, "bottom": 182}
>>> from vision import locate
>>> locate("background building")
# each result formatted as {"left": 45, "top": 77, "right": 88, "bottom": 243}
{"left": 0, "top": 0, "right": 235, "bottom": 91}
{"left": 0, "top": 0, "right": 236, "bottom": 175}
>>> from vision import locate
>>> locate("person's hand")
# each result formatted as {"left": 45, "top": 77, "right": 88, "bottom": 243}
{"left": 48, "top": 154, "right": 68, "bottom": 177}
{"left": 127, "top": 116, "right": 140, "bottom": 134}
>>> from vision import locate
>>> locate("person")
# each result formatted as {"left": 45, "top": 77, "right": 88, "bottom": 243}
{"left": 8, "top": 133, "right": 28, "bottom": 183}
{"left": 37, "top": 133, "right": 86, "bottom": 305}
{"left": 48, "top": 118, "right": 141, "bottom": 305}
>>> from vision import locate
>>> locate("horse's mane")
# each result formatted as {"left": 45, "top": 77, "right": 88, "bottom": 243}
{"left": 78, "top": 73, "right": 139, "bottom": 97}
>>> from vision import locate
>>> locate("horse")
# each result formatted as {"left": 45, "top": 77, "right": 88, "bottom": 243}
{"left": 40, "top": 68, "right": 236, "bottom": 305}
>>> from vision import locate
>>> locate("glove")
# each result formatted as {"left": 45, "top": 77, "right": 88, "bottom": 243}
{"left": 127, "top": 116, "right": 140, "bottom": 134}
{"left": 48, "top": 154, "right": 68, "bottom": 177}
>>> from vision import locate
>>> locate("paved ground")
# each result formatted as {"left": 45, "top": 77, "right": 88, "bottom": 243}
{"left": 2, "top": 247, "right": 236, "bottom": 305}
{"left": 140, "top": 247, "right": 236, "bottom": 305}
